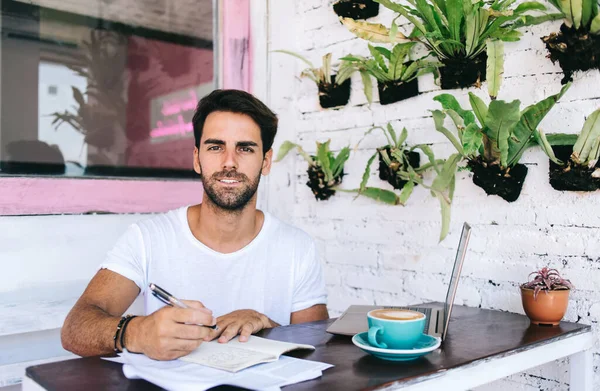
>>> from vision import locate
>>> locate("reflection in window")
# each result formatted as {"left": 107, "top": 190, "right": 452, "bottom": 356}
{"left": 40, "top": 60, "right": 88, "bottom": 175}
{"left": 0, "top": 0, "right": 215, "bottom": 178}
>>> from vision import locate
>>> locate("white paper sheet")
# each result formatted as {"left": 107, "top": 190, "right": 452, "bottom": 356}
{"left": 103, "top": 351, "right": 333, "bottom": 391}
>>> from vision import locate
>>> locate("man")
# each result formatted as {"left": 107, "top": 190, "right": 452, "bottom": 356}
{"left": 61, "top": 89, "right": 329, "bottom": 361}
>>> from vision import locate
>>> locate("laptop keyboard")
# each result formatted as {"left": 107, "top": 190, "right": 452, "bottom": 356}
{"left": 383, "top": 306, "right": 433, "bottom": 334}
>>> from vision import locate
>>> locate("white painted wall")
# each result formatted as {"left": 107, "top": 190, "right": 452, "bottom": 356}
{"left": 265, "top": 0, "right": 600, "bottom": 390}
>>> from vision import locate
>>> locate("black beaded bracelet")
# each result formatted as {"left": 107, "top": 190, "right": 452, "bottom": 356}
{"left": 113, "top": 316, "right": 127, "bottom": 353}
{"left": 120, "top": 315, "right": 137, "bottom": 352}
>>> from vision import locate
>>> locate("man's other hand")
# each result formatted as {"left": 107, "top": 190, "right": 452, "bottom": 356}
{"left": 207, "top": 309, "right": 279, "bottom": 343}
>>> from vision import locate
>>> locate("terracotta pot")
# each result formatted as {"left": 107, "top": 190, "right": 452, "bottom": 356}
{"left": 520, "top": 287, "right": 570, "bottom": 326}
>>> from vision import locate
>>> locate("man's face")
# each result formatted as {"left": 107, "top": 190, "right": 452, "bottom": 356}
{"left": 193, "top": 111, "right": 272, "bottom": 211}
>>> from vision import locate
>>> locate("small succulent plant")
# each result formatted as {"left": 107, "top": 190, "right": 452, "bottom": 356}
{"left": 521, "top": 267, "right": 574, "bottom": 300}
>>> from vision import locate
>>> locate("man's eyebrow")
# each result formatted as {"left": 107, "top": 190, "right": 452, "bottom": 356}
{"left": 203, "top": 139, "right": 259, "bottom": 148}
{"left": 203, "top": 139, "right": 225, "bottom": 145}
{"left": 237, "top": 141, "right": 259, "bottom": 147}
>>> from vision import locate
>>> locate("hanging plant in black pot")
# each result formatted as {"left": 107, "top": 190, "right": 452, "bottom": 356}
{"left": 439, "top": 52, "right": 487, "bottom": 90}
{"left": 318, "top": 74, "right": 351, "bottom": 109}
{"left": 341, "top": 41, "right": 439, "bottom": 105}
{"left": 333, "top": 0, "right": 379, "bottom": 20}
{"left": 541, "top": 0, "right": 600, "bottom": 84}
{"left": 432, "top": 41, "right": 572, "bottom": 202}
{"left": 347, "top": 0, "right": 558, "bottom": 90}
{"left": 538, "top": 109, "right": 600, "bottom": 191}
{"left": 354, "top": 122, "right": 461, "bottom": 241}
{"left": 275, "top": 140, "right": 351, "bottom": 201}
{"left": 377, "top": 146, "right": 420, "bottom": 190}
{"left": 377, "top": 73, "right": 419, "bottom": 105}
{"left": 467, "top": 158, "right": 529, "bottom": 202}
{"left": 273, "top": 50, "right": 356, "bottom": 109}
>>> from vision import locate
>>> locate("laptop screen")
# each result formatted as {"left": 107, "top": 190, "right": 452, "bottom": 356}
{"left": 442, "top": 223, "right": 471, "bottom": 339}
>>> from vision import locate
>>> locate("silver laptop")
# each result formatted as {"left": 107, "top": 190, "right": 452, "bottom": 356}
{"left": 326, "top": 222, "right": 471, "bottom": 342}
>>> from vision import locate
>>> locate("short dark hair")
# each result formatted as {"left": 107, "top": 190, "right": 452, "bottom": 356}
{"left": 192, "top": 89, "right": 278, "bottom": 155}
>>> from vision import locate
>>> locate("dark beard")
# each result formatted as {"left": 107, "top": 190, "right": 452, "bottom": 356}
{"left": 200, "top": 169, "right": 261, "bottom": 211}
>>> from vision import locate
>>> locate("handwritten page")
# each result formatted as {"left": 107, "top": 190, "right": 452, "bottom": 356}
{"left": 180, "top": 336, "right": 315, "bottom": 372}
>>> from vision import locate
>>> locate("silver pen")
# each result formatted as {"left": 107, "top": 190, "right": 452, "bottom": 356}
{"left": 149, "top": 283, "right": 218, "bottom": 330}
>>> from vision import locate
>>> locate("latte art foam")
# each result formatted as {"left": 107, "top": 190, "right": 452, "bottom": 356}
{"left": 370, "top": 309, "right": 424, "bottom": 321}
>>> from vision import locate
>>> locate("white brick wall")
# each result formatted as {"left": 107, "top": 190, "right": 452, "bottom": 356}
{"left": 267, "top": 0, "right": 600, "bottom": 389}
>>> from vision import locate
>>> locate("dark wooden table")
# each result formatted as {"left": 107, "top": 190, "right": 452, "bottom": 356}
{"left": 25, "top": 304, "right": 593, "bottom": 391}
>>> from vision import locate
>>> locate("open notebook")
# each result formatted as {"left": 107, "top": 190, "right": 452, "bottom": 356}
{"left": 180, "top": 336, "right": 315, "bottom": 372}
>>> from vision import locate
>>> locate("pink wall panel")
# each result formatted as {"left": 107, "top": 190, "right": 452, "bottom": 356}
{"left": 222, "top": 0, "right": 252, "bottom": 91}
{"left": 0, "top": 177, "right": 202, "bottom": 215}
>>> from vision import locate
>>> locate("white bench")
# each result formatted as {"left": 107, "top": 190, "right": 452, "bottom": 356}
{"left": 0, "top": 280, "right": 144, "bottom": 389}
{"left": 0, "top": 213, "right": 146, "bottom": 389}
{"left": 0, "top": 281, "right": 83, "bottom": 388}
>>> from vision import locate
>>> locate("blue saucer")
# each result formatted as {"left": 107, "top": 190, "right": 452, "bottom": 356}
{"left": 352, "top": 332, "right": 441, "bottom": 361}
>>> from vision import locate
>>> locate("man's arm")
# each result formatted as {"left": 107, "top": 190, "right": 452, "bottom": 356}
{"left": 61, "top": 269, "right": 140, "bottom": 356}
{"left": 291, "top": 304, "right": 329, "bottom": 324}
{"left": 61, "top": 269, "right": 215, "bottom": 360}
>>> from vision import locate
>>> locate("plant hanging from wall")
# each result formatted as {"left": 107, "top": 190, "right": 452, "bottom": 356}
{"left": 371, "top": 123, "right": 422, "bottom": 190}
{"left": 343, "top": 0, "right": 560, "bottom": 89}
{"left": 273, "top": 50, "right": 359, "bottom": 109}
{"left": 275, "top": 140, "right": 351, "bottom": 201}
{"left": 352, "top": 123, "right": 461, "bottom": 241}
{"left": 341, "top": 42, "right": 440, "bottom": 104}
{"left": 536, "top": 108, "right": 600, "bottom": 191}
{"left": 432, "top": 41, "right": 571, "bottom": 202}
{"left": 333, "top": 0, "right": 380, "bottom": 20}
{"left": 542, "top": 0, "right": 600, "bottom": 84}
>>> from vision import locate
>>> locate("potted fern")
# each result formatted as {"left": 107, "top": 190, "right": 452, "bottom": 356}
{"left": 360, "top": 123, "right": 422, "bottom": 190}
{"left": 353, "top": 123, "right": 459, "bottom": 241}
{"left": 333, "top": 0, "right": 379, "bottom": 20}
{"left": 536, "top": 108, "right": 600, "bottom": 191}
{"left": 341, "top": 42, "right": 439, "bottom": 105}
{"left": 521, "top": 267, "right": 574, "bottom": 326}
{"left": 275, "top": 140, "right": 351, "bottom": 200}
{"left": 542, "top": 0, "right": 600, "bottom": 83}
{"left": 432, "top": 41, "right": 571, "bottom": 202}
{"left": 342, "top": 0, "right": 561, "bottom": 89}
{"left": 273, "top": 51, "right": 357, "bottom": 109}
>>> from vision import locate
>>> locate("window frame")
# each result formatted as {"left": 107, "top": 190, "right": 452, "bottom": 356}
{"left": 0, "top": 0, "right": 255, "bottom": 215}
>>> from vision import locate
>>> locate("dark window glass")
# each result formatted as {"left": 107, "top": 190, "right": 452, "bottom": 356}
{"left": 0, "top": 0, "right": 215, "bottom": 178}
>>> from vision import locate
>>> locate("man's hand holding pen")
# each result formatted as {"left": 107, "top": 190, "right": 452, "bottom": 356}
{"left": 140, "top": 283, "right": 279, "bottom": 359}
{"left": 125, "top": 300, "right": 217, "bottom": 361}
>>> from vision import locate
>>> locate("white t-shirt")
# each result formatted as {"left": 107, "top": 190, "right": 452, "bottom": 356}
{"left": 99, "top": 206, "right": 327, "bottom": 326}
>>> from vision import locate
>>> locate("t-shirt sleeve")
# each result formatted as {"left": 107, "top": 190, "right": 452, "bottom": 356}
{"left": 98, "top": 223, "right": 146, "bottom": 291}
{"left": 291, "top": 239, "right": 327, "bottom": 313}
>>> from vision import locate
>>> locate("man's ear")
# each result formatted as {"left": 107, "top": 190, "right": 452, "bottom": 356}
{"left": 193, "top": 147, "right": 201, "bottom": 175}
{"left": 261, "top": 149, "right": 273, "bottom": 176}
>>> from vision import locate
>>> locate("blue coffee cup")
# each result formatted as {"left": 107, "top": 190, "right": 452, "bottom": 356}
{"left": 367, "top": 309, "right": 426, "bottom": 350}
